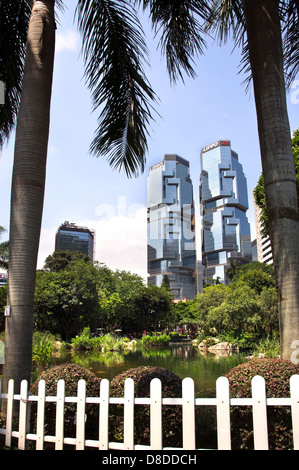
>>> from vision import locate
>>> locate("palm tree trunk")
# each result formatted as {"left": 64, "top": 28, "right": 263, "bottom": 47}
{"left": 244, "top": 0, "right": 299, "bottom": 361}
{"left": 2, "top": 0, "right": 55, "bottom": 396}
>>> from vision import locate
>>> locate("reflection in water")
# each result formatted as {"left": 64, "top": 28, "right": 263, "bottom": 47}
{"left": 54, "top": 345, "right": 247, "bottom": 396}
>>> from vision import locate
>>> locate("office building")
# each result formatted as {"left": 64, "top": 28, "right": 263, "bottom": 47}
{"left": 254, "top": 201, "right": 273, "bottom": 265}
{"left": 200, "top": 140, "right": 252, "bottom": 284}
{"left": 147, "top": 155, "right": 197, "bottom": 300}
{"left": 55, "top": 221, "right": 95, "bottom": 261}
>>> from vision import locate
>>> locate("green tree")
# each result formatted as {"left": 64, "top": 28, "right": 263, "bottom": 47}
{"left": 1, "top": 0, "right": 156, "bottom": 394}
{"left": 95, "top": 265, "right": 145, "bottom": 332}
{"left": 43, "top": 250, "right": 91, "bottom": 272}
{"left": 230, "top": 262, "right": 275, "bottom": 295}
{"left": 193, "top": 284, "right": 230, "bottom": 334}
{"left": 34, "top": 260, "right": 99, "bottom": 340}
{"left": 192, "top": 263, "right": 278, "bottom": 339}
{"left": 225, "top": 259, "right": 242, "bottom": 282}
{"left": 174, "top": 299, "right": 198, "bottom": 328}
{"left": 133, "top": 284, "right": 174, "bottom": 332}
{"left": 161, "top": 274, "right": 170, "bottom": 291}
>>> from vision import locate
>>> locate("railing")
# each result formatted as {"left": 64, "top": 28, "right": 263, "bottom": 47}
{"left": 0, "top": 375, "right": 299, "bottom": 450}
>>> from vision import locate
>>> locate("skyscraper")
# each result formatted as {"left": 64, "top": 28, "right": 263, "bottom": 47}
{"left": 147, "top": 154, "right": 196, "bottom": 300}
{"left": 200, "top": 140, "right": 252, "bottom": 284}
{"left": 254, "top": 200, "right": 273, "bottom": 265}
{"left": 55, "top": 221, "right": 95, "bottom": 261}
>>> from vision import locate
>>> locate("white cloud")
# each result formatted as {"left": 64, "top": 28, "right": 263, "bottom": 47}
{"left": 37, "top": 207, "right": 148, "bottom": 281}
{"left": 56, "top": 30, "right": 79, "bottom": 53}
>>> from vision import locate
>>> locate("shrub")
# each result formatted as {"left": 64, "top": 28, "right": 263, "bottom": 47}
{"left": 226, "top": 359, "right": 299, "bottom": 450}
{"left": 109, "top": 366, "right": 217, "bottom": 449}
{"left": 109, "top": 366, "right": 182, "bottom": 447}
{"left": 140, "top": 334, "right": 170, "bottom": 347}
{"left": 30, "top": 363, "right": 102, "bottom": 447}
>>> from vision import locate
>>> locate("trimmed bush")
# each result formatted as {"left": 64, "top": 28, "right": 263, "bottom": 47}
{"left": 226, "top": 359, "right": 299, "bottom": 449}
{"left": 30, "top": 363, "right": 102, "bottom": 447}
{"left": 109, "top": 366, "right": 183, "bottom": 447}
{"left": 140, "top": 334, "right": 171, "bottom": 347}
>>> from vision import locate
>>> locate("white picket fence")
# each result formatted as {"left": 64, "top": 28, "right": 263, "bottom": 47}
{"left": 0, "top": 375, "right": 299, "bottom": 450}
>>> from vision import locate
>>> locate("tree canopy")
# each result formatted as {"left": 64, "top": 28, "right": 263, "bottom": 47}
{"left": 33, "top": 252, "right": 175, "bottom": 339}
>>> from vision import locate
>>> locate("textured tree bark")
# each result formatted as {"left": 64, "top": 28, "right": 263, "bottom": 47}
{"left": 244, "top": 0, "right": 299, "bottom": 361}
{"left": 2, "top": 0, "right": 56, "bottom": 397}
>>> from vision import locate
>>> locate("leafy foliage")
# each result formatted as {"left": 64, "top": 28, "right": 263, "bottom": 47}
{"left": 34, "top": 260, "right": 99, "bottom": 340}
{"left": 43, "top": 250, "right": 91, "bottom": 271}
{"left": 76, "top": 0, "right": 157, "bottom": 177}
{"left": 140, "top": 333, "right": 171, "bottom": 346}
{"left": 141, "top": 0, "right": 211, "bottom": 84}
{"left": 30, "top": 364, "right": 102, "bottom": 445}
{"left": 189, "top": 262, "right": 278, "bottom": 342}
{"left": 33, "top": 254, "right": 175, "bottom": 338}
{"left": 109, "top": 366, "right": 183, "bottom": 446}
{"left": 226, "top": 359, "right": 299, "bottom": 449}
{"left": 0, "top": 0, "right": 31, "bottom": 148}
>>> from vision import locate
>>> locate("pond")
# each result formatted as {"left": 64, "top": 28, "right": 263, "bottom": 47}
{"left": 52, "top": 344, "right": 248, "bottom": 396}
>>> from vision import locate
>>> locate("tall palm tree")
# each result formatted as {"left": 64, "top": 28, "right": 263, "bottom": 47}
{"left": 143, "top": 0, "right": 299, "bottom": 361}
{"left": 0, "top": 0, "right": 156, "bottom": 395}
{"left": 207, "top": 0, "right": 299, "bottom": 361}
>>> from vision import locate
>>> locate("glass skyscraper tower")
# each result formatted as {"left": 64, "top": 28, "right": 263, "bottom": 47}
{"left": 200, "top": 140, "right": 252, "bottom": 284}
{"left": 147, "top": 154, "right": 196, "bottom": 300}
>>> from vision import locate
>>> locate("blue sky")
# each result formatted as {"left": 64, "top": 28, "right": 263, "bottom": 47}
{"left": 0, "top": 4, "right": 298, "bottom": 281}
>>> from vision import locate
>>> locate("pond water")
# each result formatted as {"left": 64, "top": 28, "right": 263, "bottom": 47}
{"left": 53, "top": 344, "right": 248, "bottom": 396}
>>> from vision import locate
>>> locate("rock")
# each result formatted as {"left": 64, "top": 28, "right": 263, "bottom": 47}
{"left": 208, "top": 342, "right": 239, "bottom": 352}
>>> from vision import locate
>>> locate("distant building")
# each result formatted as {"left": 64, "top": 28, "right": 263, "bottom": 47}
{"left": 147, "top": 155, "right": 197, "bottom": 300}
{"left": 254, "top": 201, "right": 273, "bottom": 265}
{"left": 200, "top": 140, "right": 252, "bottom": 284}
{"left": 251, "top": 239, "right": 258, "bottom": 262}
{"left": 0, "top": 272, "right": 8, "bottom": 288}
{"left": 55, "top": 221, "right": 95, "bottom": 261}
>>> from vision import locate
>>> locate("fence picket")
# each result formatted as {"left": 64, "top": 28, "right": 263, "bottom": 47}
{"left": 36, "top": 380, "right": 46, "bottom": 450}
{"left": 150, "top": 378, "right": 162, "bottom": 450}
{"left": 5, "top": 379, "right": 14, "bottom": 448}
{"left": 1, "top": 374, "right": 299, "bottom": 451}
{"left": 124, "top": 378, "right": 134, "bottom": 450}
{"left": 18, "top": 380, "right": 29, "bottom": 450}
{"left": 290, "top": 374, "right": 299, "bottom": 450}
{"left": 55, "top": 379, "right": 65, "bottom": 450}
{"left": 182, "top": 377, "right": 196, "bottom": 450}
{"left": 99, "top": 379, "right": 109, "bottom": 450}
{"left": 252, "top": 375, "right": 268, "bottom": 450}
{"left": 76, "top": 379, "right": 86, "bottom": 450}
{"left": 216, "top": 376, "right": 231, "bottom": 450}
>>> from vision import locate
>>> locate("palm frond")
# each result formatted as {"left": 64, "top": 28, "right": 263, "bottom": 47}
{"left": 205, "top": 0, "right": 251, "bottom": 90}
{"left": 281, "top": 0, "right": 299, "bottom": 90}
{"left": 206, "top": 0, "right": 299, "bottom": 93}
{"left": 0, "top": 0, "right": 65, "bottom": 150}
{"left": 0, "top": 0, "right": 32, "bottom": 149}
{"left": 76, "top": 0, "right": 157, "bottom": 178}
{"left": 139, "top": 0, "right": 210, "bottom": 84}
